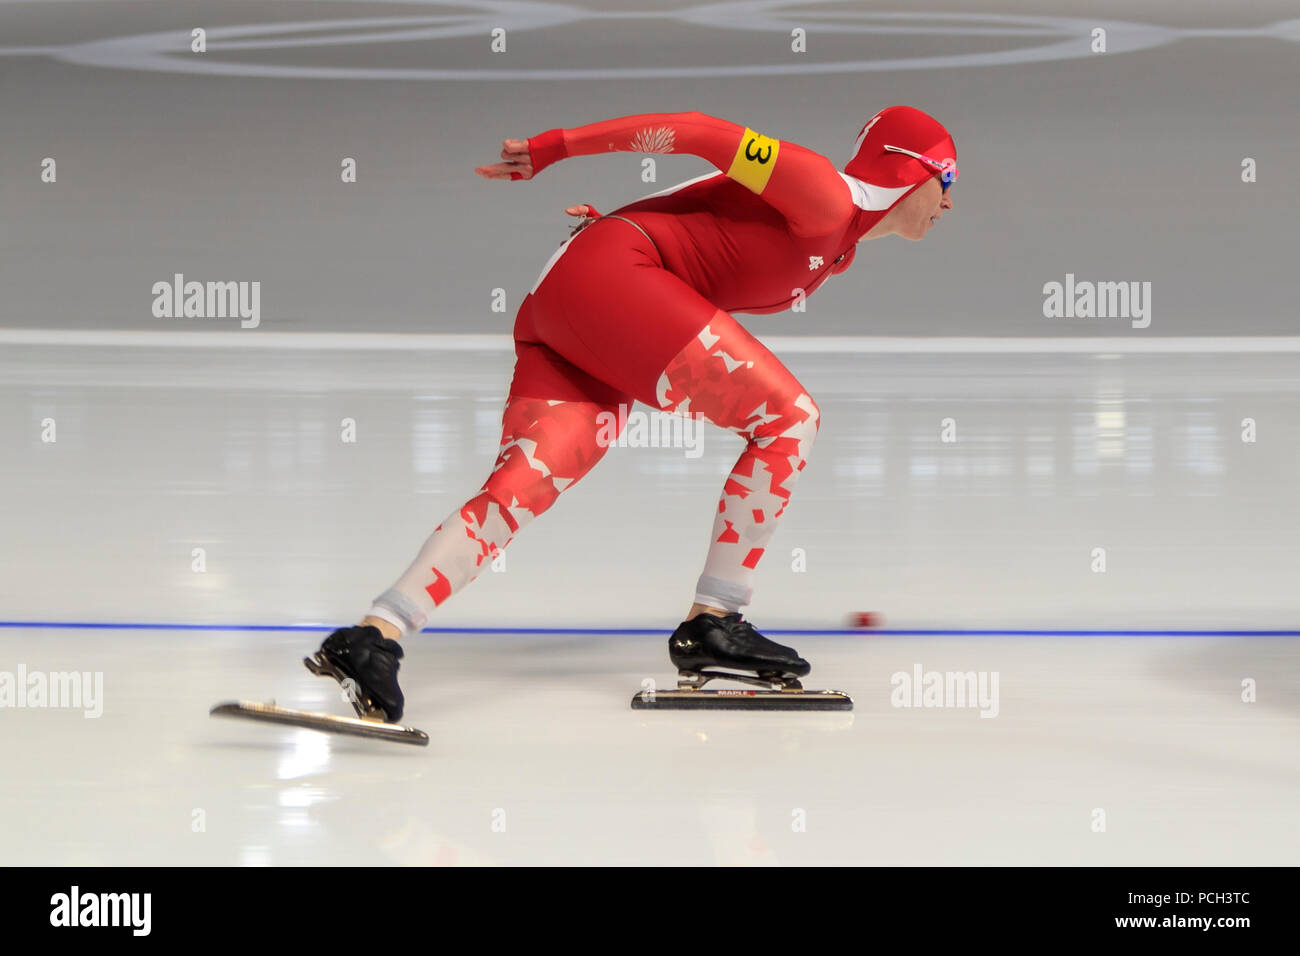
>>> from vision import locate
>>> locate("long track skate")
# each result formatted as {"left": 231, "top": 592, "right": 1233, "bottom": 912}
{"left": 209, "top": 651, "right": 428, "bottom": 746}
{"left": 631, "top": 668, "right": 853, "bottom": 711}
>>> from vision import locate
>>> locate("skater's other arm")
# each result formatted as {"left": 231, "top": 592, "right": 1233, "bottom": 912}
{"left": 474, "top": 112, "right": 853, "bottom": 237}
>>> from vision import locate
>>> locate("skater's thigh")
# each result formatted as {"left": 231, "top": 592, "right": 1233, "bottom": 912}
{"left": 527, "top": 221, "right": 718, "bottom": 407}
{"left": 485, "top": 391, "right": 622, "bottom": 512}
{"left": 655, "top": 308, "right": 820, "bottom": 436}
{"left": 485, "top": 340, "right": 629, "bottom": 512}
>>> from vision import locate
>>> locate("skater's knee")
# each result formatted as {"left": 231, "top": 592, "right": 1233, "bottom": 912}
{"left": 752, "top": 389, "right": 820, "bottom": 455}
{"left": 476, "top": 477, "right": 543, "bottom": 527}
{"left": 802, "top": 393, "right": 821, "bottom": 436}
{"left": 478, "top": 453, "right": 581, "bottom": 524}
{"left": 484, "top": 399, "right": 618, "bottom": 518}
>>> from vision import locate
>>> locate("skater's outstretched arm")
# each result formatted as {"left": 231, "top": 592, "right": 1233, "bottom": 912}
{"left": 474, "top": 112, "right": 854, "bottom": 237}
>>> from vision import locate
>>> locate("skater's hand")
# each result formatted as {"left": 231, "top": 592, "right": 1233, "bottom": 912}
{"left": 474, "top": 138, "right": 534, "bottom": 181}
{"left": 565, "top": 203, "right": 601, "bottom": 236}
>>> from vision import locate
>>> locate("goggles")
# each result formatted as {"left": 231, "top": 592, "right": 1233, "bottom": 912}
{"left": 883, "top": 144, "right": 958, "bottom": 191}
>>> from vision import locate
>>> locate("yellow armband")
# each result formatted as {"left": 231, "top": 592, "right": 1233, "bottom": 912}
{"left": 726, "top": 128, "right": 781, "bottom": 193}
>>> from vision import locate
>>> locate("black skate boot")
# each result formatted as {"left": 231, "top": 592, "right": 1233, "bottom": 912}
{"left": 304, "top": 625, "right": 406, "bottom": 723}
{"left": 669, "top": 612, "right": 811, "bottom": 690}
{"left": 630, "top": 612, "right": 851, "bottom": 710}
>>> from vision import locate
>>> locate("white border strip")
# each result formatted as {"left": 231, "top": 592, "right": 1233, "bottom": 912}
{"left": 1, "top": 329, "right": 1298, "bottom": 353}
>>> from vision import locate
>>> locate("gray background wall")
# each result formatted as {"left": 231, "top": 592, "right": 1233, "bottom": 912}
{"left": 2, "top": 0, "right": 1296, "bottom": 337}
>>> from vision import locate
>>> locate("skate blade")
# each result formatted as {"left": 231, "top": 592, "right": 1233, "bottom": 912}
{"left": 210, "top": 701, "right": 429, "bottom": 746}
{"left": 630, "top": 688, "right": 853, "bottom": 711}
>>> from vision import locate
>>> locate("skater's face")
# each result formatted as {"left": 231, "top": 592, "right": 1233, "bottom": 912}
{"left": 890, "top": 176, "right": 954, "bottom": 241}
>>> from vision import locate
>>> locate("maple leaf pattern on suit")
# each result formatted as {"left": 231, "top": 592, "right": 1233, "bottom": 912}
{"left": 629, "top": 126, "right": 676, "bottom": 154}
